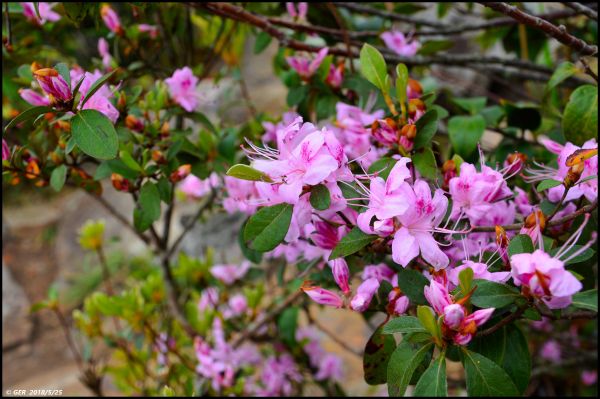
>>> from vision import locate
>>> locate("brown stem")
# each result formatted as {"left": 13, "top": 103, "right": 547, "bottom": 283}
{"left": 306, "top": 308, "right": 362, "bottom": 356}
{"left": 333, "top": 2, "right": 445, "bottom": 27}
{"left": 563, "top": 2, "right": 598, "bottom": 21}
{"left": 481, "top": 2, "right": 598, "bottom": 56}
{"left": 476, "top": 306, "right": 527, "bottom": 337}
{"left": 96, "top": 247, "right": 116, "bottom": 296}
{"left": 580, "top": 57, "right": 599, "bottom": 82}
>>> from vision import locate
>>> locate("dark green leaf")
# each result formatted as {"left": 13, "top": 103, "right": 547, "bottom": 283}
{"left": 4, "top": 106, "right": 53, "bottom": 132}
{"left": 387, "top": 342, "right": 434, "bottom": 396}
{"left": 414, "top": 354, "right": 447, "bottom": 396}
{"left": 364, "top": 327, "right": 396, "bottom": 385}
{"left": 536, "top": 179, "right": 562, "bottom": 192}
{"left": 368, "top": 157, "right": 396, "bottom": 180}
{"left": 508, "top": 234, "right": 534, "bottom": 256}
{"left": 471, "top": 279, "right": 521, "bottom": 308}
{"left": 396, "top": 267, "right": 429, "bottom": 305}
{"left": 448, "top": 115, "right": 486, "bottom": 157}
{"left": 71, "top": 110, "right": 118, "bottom": 160}
{"left": 278, "top": 307, "right": 299, "bottom": 346}
{"left": 452, "top": 97, "right": 487, "bottom": 115}
{"left": 238, "top": 219, "right": 262, "bottom": 263}
{"left": 462, "top": 349, "right": 520, "bottom": 396}
{"left": 310, "top": 184, "right": 331, "bottom": 211}
{"left": 571, "top": 289, "right": 597, "bottom": 312}
{"left": 382, "top": 316, "right": 427, "bottom": 335}
{"left": 412, "top": 147, "right": 438, "bottom": 181}
{"left": 413, "top": 109, "right": 438, "bottom": 150}
{"left": 417, "top": 40, "right": 454, "bottom": 55}
{"left": 55, "top": 63, "right": 71, "bottom": 89}
{"left": 50, "top": 164, "right": 67, "bottom": 192}
{"left": 244, "top": 204, "right": 293, "bottom": 252}
{"left": 545, "top": 62, "right": 578, "bottom": 94}
{"left": 563, "top": 85, "right": 598, "bottom": 143}
{"left": 329, "top": 227, "right": 377, "bottom": 260}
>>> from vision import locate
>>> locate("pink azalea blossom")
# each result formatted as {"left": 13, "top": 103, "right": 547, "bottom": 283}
{"left": 100, "top": 4, "right": 122, "bottom": 35}
{"left": 98, "top": 38, "right": 113, "bottom": 69}
{"left": 33, "top": 68, "right": 71, "bottom": 103}
{"left": 165, "top": 66, "right": 200, "bottom": 112}
{"left": 286, "top": 2, "right": 308, "bottom": 19}
{"left": 21, "top": 2, "right": 60, "bottom": 25}
{"left": 256, "top": 354, "right": 303, "bottom": 396}
{"left": 362, "top": 263, "right": 396, "bottom": 284}
{"left": 447, "top": 260, "right": 510, "bottom": 289}
{"left": 350, "top": 277, "right": 380, "bottom": 312}
{"left": 210, "top": 261, "right": 251, "bottom": 285}
{"left": 329, "top": 258, "right": 350, "bottom": 294}
{"left": 197, "top": 287, "right": 219, "bottom": 311}
{"left": 286, "top": 47, "right": 328, "bottom": 80}
{"left": 582, "top": 370, "right": 598, "bottom": 386}
{"left": 326, "top": 62, "right": 344, "bottom": 89}
{"left": 179, "top": 172, "right": 219, "bottom": 199}
{"left": 18, "top": 88, "right": 50, "bottom": 106}
{"left": 314, "top": 354, "right": 344, "bottom": 381}
{"left": 223, "top": 294, "right": 248, "bottom": 319}
{"left": 70, "top": 68, "right": 119, "bottom": 122}
{"left": 381, "top": 31, "right": 420, "bottom": 57}
{"left": 138, "top": 24, "right": 159, "bottom": 38}
{"left": 2, "top": 139, "right": 10, "bottom": 161}
{"left": 301, "top": 285, "right": 344, "bottom": 308}
{"left": 540, "top": 340, "right": 561, "bottom": 363}
{"left": 223, "top": 176, "right": 261, "bottom": 215}
{"left": 389, "top": 292, "right": 410, "bottom": 315}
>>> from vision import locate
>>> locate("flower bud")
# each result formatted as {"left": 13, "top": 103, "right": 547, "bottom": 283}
{"left": 33, "top": 68, "right": 72, "bottom": 104}
{"left": 30, "top": 61, "right": 42, "bottom": 73}
{"left": 101, "top": 4, "right": 124, "bottom": 36}
{"left": 505, "top": 152, "right": 527, "bottom": 175}
{"left": 524, "top": 209, "right": 546, "bottom": 231}
{"left": 152, "top": 150, "right": 166, "bottom": 164}
{"left": 111, "top": 173, "right": 131, "bottom": 192}
{"left": 564, "top": 162, "right": 585, "bottom": 188}
{"left": 371, "top": 119, "right": 397, "bottom": 147}
{"left": 2, "top": 139, "right": 10, "bottom": 161}
{"left": 495, "top": 225, "right": 509, "bottom": 248}
{"left": 301, "top": 283, "right": 344, "bottom": 308}
{"left": 160, "top": 121, "right": 170, "bottom": 138}
{"left": 329, "top": 259, "right": 350, "bottom": 295}
{"left": 25, "top": 159, "right": 40, "bottom": 179}
{"left": 117, "top": 92, "right": 127, "bottom": 111}
{"left": 169, "top": 164, "right": 191, "bottom": 183}
{"left": 407, "top": 78, "right": 423, "bottom": 99}
{"left": 400, "top": 124, "right": 417, "bottom": 140}
{"left": 125, "top": 114, "right": 144, "bottom": 132}
{"left": 443, "top": 304, "right": 465, "bottom": 330}
{"left": 565, "top": 148, "right": 598, "bottom": 167}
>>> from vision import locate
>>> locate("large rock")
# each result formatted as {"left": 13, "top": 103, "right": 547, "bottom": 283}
{"left": 2, "top": 265, "right": 32, "bottom": 350}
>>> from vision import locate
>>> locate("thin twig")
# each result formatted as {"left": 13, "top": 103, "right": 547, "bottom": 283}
{"left": 333, "top": 2, "right": 445, "bottom": 28}
{"left": 563, "top": 2, "right": 598, "bottom": 21}
{"left": 306, "top": 308, "right": 362, "bottom": 356}
{"left": 476, "top": 306, "right": 527, "bottom": 337}
{"left": 481, "top": 2, "right": 598, "bottom": 56}
{"left": 580, "top": 57, "right": 598, "bottom": 82}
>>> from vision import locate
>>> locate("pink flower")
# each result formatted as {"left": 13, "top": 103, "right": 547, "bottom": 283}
{"left": 18, "top": 89, "right": 50, "bottom": 106}
{"left": 329, "top": 258, "right": 350, "bottom": 295}
{"left": 21, "top": 2, "right": 60, "bottom": 25}
{"left": 2, "top": 139, "right": 10, "bottom": 161}
{"left": 371, "top": 118, "right": 398, "bottom": 147}
{"left": 314, "top": 354, "right": 343, "bottom": 381}
{"left": 582, "top": 370, "right": 597, "bottom": 386}
{"left": 257, "top": 354, "right": 303, "bottom": 396}
{"left": 210, "top": 261, "right": 251, "bottom": 285}
{"left": 223, "top": 176, "right": 261, "bottom": 215}
{"left": 511, "top": 249, "right": 582, "bottom": 309}
{"left": 443, "top": 303, "right": 465, "bottom": 329}
{"left": 311, "top": 220, "right": 345, "bottom": 250}
{"left": 179, "top": 172, "right": 219, "bottom": 199}
{"left": 101, "top": 4, "right": 122, "bottom": 35}
{"left": 350, "top": 277, "right": 380, "bottom": 312}
{"left": 286, "top": 47, "right": 328, "bottom": 80}
{"left": 138, "top": 24, "right": 159, "bottom": 38}
{"left": 424, "top": 279, "right": 452, "bottom": 314}
{"left": 540, "top": 340, "right": 561, "bottom": 363}
{"left": 70, "top": 68, "right": 119, "bottom": 122}
{"left": 447, "top": 260, "right": 510, "bottom": 288}
{"left": 392, "top": 180, "right": 450, "bottom": 270}
{"left": 362, "top": 263, "right": 396, "bottom": 284}
{"left": 514, "top": 187, "right": 534, "bottom": 216}
{"left": 33, "top": 68, "right": 71, "bottom": 103}
{"left": 286, "top": 2, "right": 308, "bottom": 19}
{"left": 224, "top": 294, "right": 248, "bottom": 318}
{"left": 197, "top": 287, "right": 219, "bottom": 311}
{"left": 326, "top": 62, "right": 344, "bottom": 89}
{"left": 165, "top": 67, "right": 200, "bottom": 112}
{"left": 389, "top": 293, "right": 409, "bottom": 315}
{"left": 301, "top": 285, "right": 344, "bottom": 308}
{"left": 98, "top": 38, "right": 113, "bottom": 69}
{"left": 381, "top": 31, "right": 420, "bottom": 57}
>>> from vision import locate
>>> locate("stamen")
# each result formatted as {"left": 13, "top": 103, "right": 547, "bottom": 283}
{"left": 555, "top": 213, "right": 591, "bottom": 260}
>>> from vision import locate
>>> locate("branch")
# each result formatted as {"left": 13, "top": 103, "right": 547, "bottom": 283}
{"left": 333, "top": 2, "right": 446, "bottom": 28}
{"left": 481, "top": 2, "right": 598, "bottom": 56}
{"left": 476, "top": 306, "right": 527, "bottom": 337}
{"left": 563, "top": 2, "right": 598, "bottom": 21}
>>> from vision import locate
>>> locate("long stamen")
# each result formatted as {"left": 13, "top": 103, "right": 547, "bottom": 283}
{"left": 562, "top": 232, "right": 597, "bottom": 264}
{"left": 555, "top": 213, "right": 591, "bottom": 259}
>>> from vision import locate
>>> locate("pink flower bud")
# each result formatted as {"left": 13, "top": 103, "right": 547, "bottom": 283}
{"left": 443, "top": 304, "right": 465, "bottom": 329}
{"left": 302, "top": 285, "right": 344, "bottom": 308}
{"left": 350, "top": 278, "right": 380, "bottom": 312}
{"left": 19, "top": 89, "right": 50, "bottom": 106}
{"left": 33, "top": 68, "right": 72, "bottom": 103}
{"left": 391, "top": 295, "right": 409, "bottom": 315}
{"left": 329, "top": 258, "right": 350, "bottom": 295}
{"left": 101, "top": 4, "right": 123, "bottom": 35}
{"left": 2, "top": 139, "right": 10, "bottom": 161}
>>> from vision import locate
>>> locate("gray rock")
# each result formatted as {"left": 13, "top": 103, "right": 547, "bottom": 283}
{"left": 2, "top": 264, "right": 33, "bottom": 350}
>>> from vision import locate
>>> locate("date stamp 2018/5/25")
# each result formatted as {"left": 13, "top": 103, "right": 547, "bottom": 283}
{"left": 5, "top": 389, "right": 63, "bottom": 396}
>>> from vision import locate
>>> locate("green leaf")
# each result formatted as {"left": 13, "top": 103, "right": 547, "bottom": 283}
{"left": 413, "top": 109, "right": 439, "bottom": 149}
{"left": 80, "top": 69, "right": 117, "bottom": 109}
{"left": 448, "top": 115, "right": 486, "bottom": 158}
{"left": 417, "top": 306, "right": 439, "bottom": 340}
{"left": 119, "top": 150, "right": 143, "bottom": 172}
{"left": 563, "top": 85, "right": 598, "bottom": 143}
{"left": 536, "top": 179, "right": 562, "bottom": 192}
{"left": 471, "top": 279, "right": 520, "bottom": 308}
{"left": 62, "top": 2, "right": 91, "bottom": 23}
{"left": 309, "top": 184, "right": 331, "bottom": 211}
{"left": 329, "top": 227, "right": 376, "bottom": 260}
{"left": 244, "top": 204, "right": 293, "bottom": 252}
{"left": 395, "top": 63, "right": 409, "bottom": 107}
{"left": 55, "top": 62, "right": 71, "bottom": 89}
{"left": 480, "top": 105, "right": 505, "bottom": 127}
{"left": 414, "top": 354, "right": 447, "bottom": 396}
{"left": 508, "top": 234, "right": 534, "bottom": 256}
{"left": 254, "top": 31, "right": 272, "bottom": 54}
{"left": 360, "top": 44, "right": 388, "bottom": 93}
{"left": 50, "top": 164, "right": 67, "bottom": 192}
{"left": 138, "top": 182, "right": 161, "bottom": 221}
{"left": 417, "top": 40, "right": 454, "bottom": 55}
{"left": 469, "top": 324, "right": 531, "bottom": 393}
{"left": 396, "top": 267, "right": 429, "bottom": 305}
{"left": 364, "top": 327, "right": 396, "bottom": 385}
{"left": 387, "top": 342, "right": 434, "bottom": 396}
{"left": 226, "top": 164, "right": 273, "bottom": 182}
{"left": 545, "top": 62, "right": 578, "bottom": 94}
{"left": 238, "top": 219, "right": 262, "bottom": 264}
{"left": 4, "top": 106, "right": 53, "bottom": 132}
{"left": 71, "top": 110, "right": 119, "bottom": 160}
{"left": 412, "top": 147, "right": 438, "bottom": 181}
{"left": 452, "top": 97, "right": 487, "bottom": 115}
{"left": 287, "top": 85, "right": 309, "bottom": 107}
{"left": 571, "top": 289, "right": 597, "bottom": 312}
{"left": 458, "top": 267, "right": 474, "bottom": 296}
{"left": 382, "top": 316, "right": 427, "bottom": 335}
{"left": 549, "top": 245, "right": 595, "bottom": 265}
{"left": 368, "top": 157, "right": 396, "bottom": 180}
{"left": 462, "top": 349, "right": 520, "bottom": 396}
{"left": 278, "top": 307, "right": 299, "bottom": 346}
{"left": 30, "top": 301, "right": 49, "bottom": 313}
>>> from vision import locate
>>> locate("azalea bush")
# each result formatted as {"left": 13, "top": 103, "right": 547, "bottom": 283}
{"left": 2, "top": 2, "right": 598, "bottom": 397}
